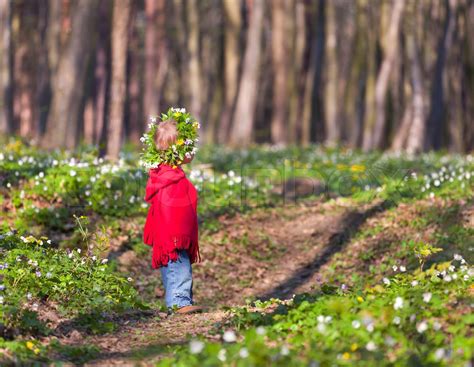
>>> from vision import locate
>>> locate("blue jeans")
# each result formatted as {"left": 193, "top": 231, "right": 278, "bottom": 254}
{"left": 160, "top": 250, "right": 194, "bottom": 309}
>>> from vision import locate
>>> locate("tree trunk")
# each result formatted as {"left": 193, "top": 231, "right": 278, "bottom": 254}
{"left": 36, "top": 0, "right": 51, "bottom": 138}
{"left": 301, "top": 0, "right": 324, "bottom": 145}
{"left": 366, "top": 0, "right": 405, "bottom": 151}
{"left": 93, "top": 0, "right": 110, "bottom": 146}
{"left": 405, "top": 32, "right": 426, "bottom": 153}
{"left": 323, "top": 0, "right": 339, "bottom": 145}
{"left": 270, "top": 0, "right": 289, "bottom": 145}
{"left": 218, "top": 0, "right": 241, "bottom": 144}
{"left": 229, "top": 0, "right": 264, "bottom": 146}
{"left": 463, "top": 0, "right": 474, "bottom": 151}
{"left": 425, "top": 0, "right": 457, "bottom": 151}
{"left": 42, "top": 0, "right": 98, "bottom": 149}
{"left": 391, "top": 103, "right": 413, "bottom": 152}
{"left": 186, "top": 0, "right": 201, "bottom": 120}
{"left": 12, "top": 1, "right": 38, "bottom": 139}
{"left": 106, "top": 0, "right": 131, "bottom": 159}
{"left": 287, "top": 0, "right": 305, "bottom": 144}
{"left": 361, "top": 2, "right": 377, "bottom": 151}
{"left": 126, "top": 4, "right": 143, "bottom": 145}
{"left": 347, "top": 0, "right": 366, "bottom": 148}
{"left": 0, "top": 0, "right": 13, "bottom": 135}
{"left": 46, "top": 0, "right": 61, "bottom": 88}
{"left": 144, "top": 0, "right": 167, "bottom": 118}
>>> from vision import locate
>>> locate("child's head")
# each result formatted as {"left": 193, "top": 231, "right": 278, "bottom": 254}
{"left": 155, "top": 119, "right": 178, "bottom": 150}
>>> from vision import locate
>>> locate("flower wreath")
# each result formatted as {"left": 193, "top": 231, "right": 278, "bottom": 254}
{"left": 140, "top": 107, "right": 200, "bottom": 168}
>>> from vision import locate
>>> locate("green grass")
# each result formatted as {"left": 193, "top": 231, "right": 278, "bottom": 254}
{"left": 0, "top": 139, "right": 473, "bottom": 365}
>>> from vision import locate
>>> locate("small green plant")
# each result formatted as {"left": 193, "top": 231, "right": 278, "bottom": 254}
{"left": 73, "top": 215, "right": 110, "bottom": 257}
{"left": 412, "top": 241, "right": 443, "bottom": 271}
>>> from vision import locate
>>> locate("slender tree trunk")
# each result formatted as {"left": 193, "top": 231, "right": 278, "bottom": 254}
{"left": 0, "top": 0, "right": 13, "bottom": 135}
{"left": 338, "top": 2, "right": 357, "bottom": 143}
{"left": 271, "top": 0, "right": 289, "bottom": 145}
{"left": 366, "top": 0, "right": 405, "bottom": 151}
{"left": 13, "top": 1, "right": 38, "bottom": 139}
{"left": 301, "top": 0, "right": 324, "bottom": 145}
{"left": 126, "top": 4, "right": 143, "bottom": 144}
{"left": 36, "top": 0, "right": 51, "bottom": 138}
{"left": 405, "top": 32, "right": 426, "bottom": 153}
{"left": 229, "top": 0, "right": 264, "bottom": 146}
{"left": 186, "top": 0, "right": 201, "bottom": 120}
{"left": 463, "top": 0, "right": 474, "bottom": 151}
{"left": 425, "top": 0, "right": 457, "bottom": 150}
{"left": 173, "top": 0, "right": 188, "bottom": 107}
{"left": 218, "top": 0, "right": 241, "bottom": 144}
{"left": 200, "top": 1, "right": 222, "bottom": 144}
{"left": 347, "top": 0, "right": 366, "bottom": 148}
{"left": 93, "top": 0, "right": 110, "bottom": 145}
{"left": 42, "top": 0, "right": 98, "bottom": 149}
{"left": 323, "top": 0, "right": 339, "bottom": 145}
{"left": 361, "top": 2, "right": 377, "bottom": 151}
{"left": 106, "top": 0, "right": 131, "bottom": 159}
{"left": 288, "top": 0, "right": 305, "bottom": 144}
{"left": 391, "top": 103, "right": 413, "bottom": 152}
{"left": 144, "top": 0, "right": 166, "bottom": 119}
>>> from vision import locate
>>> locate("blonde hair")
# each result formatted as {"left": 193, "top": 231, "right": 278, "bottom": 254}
{"left": 155, "top": 119, "right": 178, "bottom": 150}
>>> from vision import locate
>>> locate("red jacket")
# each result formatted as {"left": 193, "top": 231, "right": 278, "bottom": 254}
{"left": 143, "top": 164, "right": 200, "bottom": 268}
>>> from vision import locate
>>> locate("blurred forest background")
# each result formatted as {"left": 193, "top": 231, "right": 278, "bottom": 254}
{"left": 0, "top": 0, "right": 473, "bottom": 158}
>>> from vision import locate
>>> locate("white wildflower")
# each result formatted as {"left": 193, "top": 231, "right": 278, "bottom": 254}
{"left": 434, "top": 348, "right": 445, "bottom": 361}
{"left": 70, "top": 170, "right": 77, "bottom": 177}
{"left": 423, "top": 292, "right": 432, "bottom": 303}
{"left": 394, "top": 297, "right": 404, "bottom": 310}
{"left": 217, "top": 349, "right": 227, "bottom": 362}
{"left": 239, "top": 347, "right": 249, "bottom": 358}
{"left": 453, "top": 254, "right": 463, "bottom": 261}
{"left": 400, "top": 265, "right": 406, "bottom": 272}
{"left": 366, "top": 341, "right": 377, "bottom": 351}
{"left": 416, "top": 320, "right": 428, "bottom": 333}
{"left": 189, "top": 340, "right": 204, "bottom": 354}
{"left": 223, "top": 330, "right": 237, "bottom": 343}
{"left": 352, "top": 320, "right": 361, "bottom": 329}
{"left": 383, "top": 278, "right": 391, "bottom": 285}
{"left": 280, "top": 345, "right": 290, "bottom": 356}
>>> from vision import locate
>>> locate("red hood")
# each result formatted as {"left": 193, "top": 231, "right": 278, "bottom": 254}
{"left": 145, "top": 164, "right": 186, "bottom": 202}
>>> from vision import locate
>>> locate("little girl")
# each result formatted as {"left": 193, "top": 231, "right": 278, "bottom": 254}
{"left": 143, "top": 118, "right": 203, "bottom": 314}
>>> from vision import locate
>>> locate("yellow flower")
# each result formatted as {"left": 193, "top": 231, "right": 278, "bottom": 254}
{"left": 34, "top": 348, "right": 40, "bottom": 355}
{"left": 351, "top": 343, "right": 358, "bottom": 351}
{"left": 357, "top": 296, "right": 364, "bottom": 303}
{"left": 342, "top": 352, "right": 351, "bottom": 360}
{"left": 350, "top": 164, "right": 366, "bottom": 173}
{"left": 26, "top": 341, "right": 35, "bottom": 350}
{"left": 176, "top": 139, "right": 184, "bottom": 146}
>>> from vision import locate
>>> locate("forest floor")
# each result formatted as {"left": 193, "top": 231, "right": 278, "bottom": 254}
{"left": 40, "top": 194, "right": 473, "bottom": 366}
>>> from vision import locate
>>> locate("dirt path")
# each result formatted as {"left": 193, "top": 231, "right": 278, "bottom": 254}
{"left": 49, "top": 197, "right": 393, "bottom": 366}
